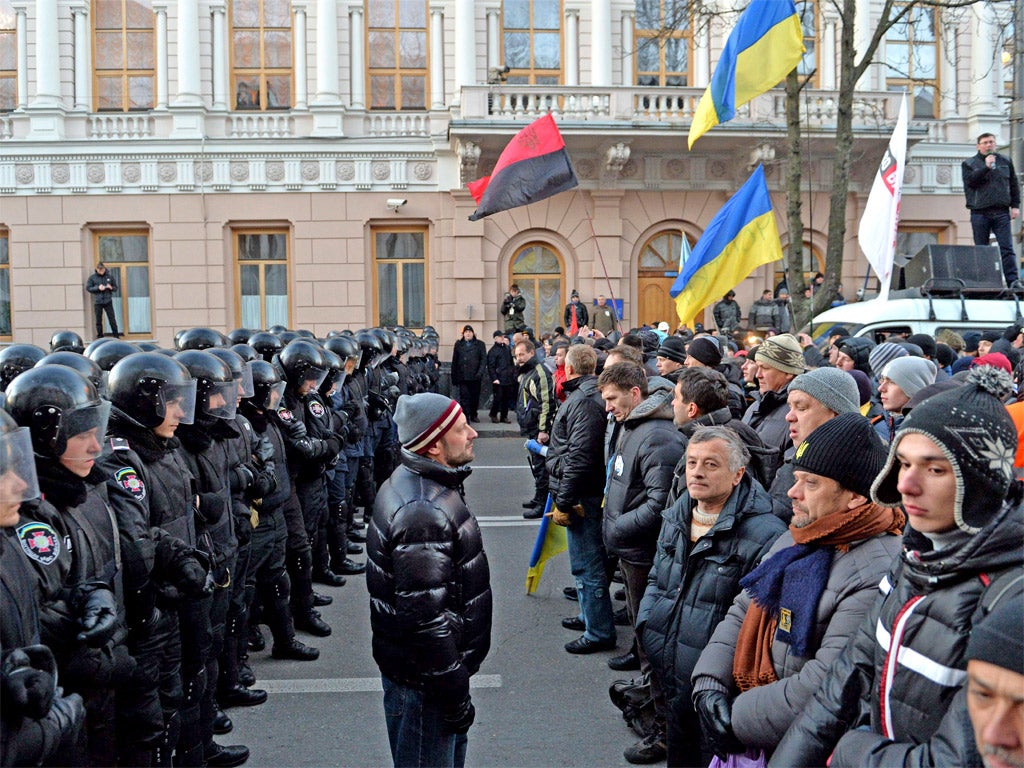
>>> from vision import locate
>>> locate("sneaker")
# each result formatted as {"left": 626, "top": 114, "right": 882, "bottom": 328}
{"left": 563, "top": 586, "right": 578, "bottom": 601}
{"left": 623, "top": 732, "right": 667, "bottom": 765}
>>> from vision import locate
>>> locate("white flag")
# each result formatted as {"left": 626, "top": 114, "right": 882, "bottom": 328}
{"left": 858, "top": 94, "right": 908, "bottom": 302}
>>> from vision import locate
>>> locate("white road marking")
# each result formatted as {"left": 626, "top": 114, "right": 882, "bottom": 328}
{"left": 258, "top": 675, "right": 503, "bottom": 695}
{"left": 468, "top": 465, "right": 531, "bottom": 470}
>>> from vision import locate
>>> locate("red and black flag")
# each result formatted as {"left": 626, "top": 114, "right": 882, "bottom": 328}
{"left": 467, "top": 114, "right": 578, "bottom": 221}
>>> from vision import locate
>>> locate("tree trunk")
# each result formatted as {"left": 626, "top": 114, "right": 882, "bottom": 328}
{"left": 784, "top": 70, "right": 810, "bottom": 328}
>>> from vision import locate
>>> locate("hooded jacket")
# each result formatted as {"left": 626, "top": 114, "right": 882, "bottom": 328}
{"left": 691, "top": 527, "right": 903, "bottom": 751}
{"left": 637, "top": 474, "right": 787, "bottom": 710}
{"left": 366, "top": 449, "right": 492, "bottom": 711}
{"left": 515, "top": 356, "right": 555, "bottom": 437}
{"left": 769, "top": 496, "right": 1024, "bottom": 768}
{"left": 602, "top": 378, "right": 686, "bottom": 564}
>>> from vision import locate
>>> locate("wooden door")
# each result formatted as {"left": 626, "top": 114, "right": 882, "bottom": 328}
{"left": 638, "top": 277, "right": 681, "bottom": 329}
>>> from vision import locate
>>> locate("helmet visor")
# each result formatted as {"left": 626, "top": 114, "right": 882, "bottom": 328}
{"left": 236, "top": 362, "right": 255, "bottom": 399}
{"left": 302, "top": 366, "right": 328, "bottom": 390}
{"left": 157, "top": 379, "right": 198, "bottom": 426}
{"left": 372, "top": 351, "right": 390, "bottom": 369}
{"left": 61, "top": 400, "right": 112, "bottom": 447}
{"left": 204, "top": 380, "right": 239, "bottom": 420}
{"left": 264, "top": 380, "right": 287, "bottom": 411}
{"left": 0, "top": 427, "right": 41, "bottom": 503}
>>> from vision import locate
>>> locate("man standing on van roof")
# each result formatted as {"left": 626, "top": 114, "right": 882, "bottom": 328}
{"left": 962, "top": 132, "right": 1020, "bottom": 286}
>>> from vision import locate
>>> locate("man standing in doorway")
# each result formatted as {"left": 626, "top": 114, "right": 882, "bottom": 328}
{"left": 592, "top": 294, "right": 619, "bottom": 336}
{"left": 962, "top": 132, "right": 1021, "bottom": 285}
{"left": 501, "top": 284, "right": 527, "bottom": 335}
{"left": 86, "top": 261, "right": 120, "bottom": 338}
{"left": 367, "top": 393, "right": 492, "bottom": 768}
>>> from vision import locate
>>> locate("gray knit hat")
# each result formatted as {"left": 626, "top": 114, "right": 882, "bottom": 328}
{"left": 789, "top": 367, "right": 859, "bottom": 415}
{"left": 755, "top": 334, "right": 806, "bottom": 375}
{"left": 868, "top": 342, "right": 908, "bottom": 377}
{"left": 394, "top": 393, "right": 463, "bottom": 455}
{"left": 881, "top": 357, "right": 936, "bottom": 400}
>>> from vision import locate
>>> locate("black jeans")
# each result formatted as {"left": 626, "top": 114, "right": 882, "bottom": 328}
{"left": 971, "top": 207, "right": 1019, "bottom": 284}
{"left": 489, "top": 383, "right": 515, "bottom": 420}
{"left": 456, "top": 381, "right": 482, "bottom": 420}
{"left": 93, "top": 302, "right": 119, "bottom": 337}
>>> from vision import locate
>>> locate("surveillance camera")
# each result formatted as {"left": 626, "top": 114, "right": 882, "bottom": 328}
{"left": 386, "top": 198, "right": 407, "bottom": 211}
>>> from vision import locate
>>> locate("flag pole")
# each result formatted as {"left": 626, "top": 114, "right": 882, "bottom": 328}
{"left": 575, "top": 188, "right": 622, "bottom": 331}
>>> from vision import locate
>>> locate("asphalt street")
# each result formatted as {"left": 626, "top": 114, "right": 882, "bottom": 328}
{"left": 229, "top": 433, "right": 650, "bottom": 767}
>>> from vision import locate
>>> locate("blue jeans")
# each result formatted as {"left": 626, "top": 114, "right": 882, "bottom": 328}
{"left": 567, "top": 498, "right": 616, "bottom": 644}
{"left": 971, "top": 207, "right": 1019, "bottom": 284}
{"left": 381, "top": 677, "right": 468, "bottom": 768}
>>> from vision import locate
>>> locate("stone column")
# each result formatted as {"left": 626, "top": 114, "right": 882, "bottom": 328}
{"left": 693, "top": 16, "right": 709, "bottom": 86}
{"left": 314, "top": 0, "right": 339, "bottom": 104}
{"left": 620, "top": 11, "right": 633, "bottom": 86}
{"left": 349, "top": 5, "right": 365, "bottom": 109}
{"left": 430, "top": 5, "right": 445, "bottom": 108}
{"left": 486, "top": 9, "right": 500, "bottom": 70}
{"left": 293, "top": 4, "right": 308, "bottom": 108}
{"left": 591, "top": 0, "right": 611, "bottom": 86}
{"left": 32, "top": 0, "right": 60, "bottom": 106}
{"left": 14, "top": 4, "right": 26, "bottom": 108}
{"left": 71, "top": 2, "right": 90, "bottom": 110}
{"left": 453, "top": 0, "right": 475, "bottom": 103}
{"left": 154, "top": 2, "right": 169, "bottom": 109}
{"left": 967, "top": 3, "right": 1003, "bottom": 135}
{"left": 822, "top": 18, "right": 836, "bottom": 89}
{"left": 210, "top": 2, "right": 228, "bottom": 110}
{"left": 173, "top": 0, "right": 202, "bottom": 106}
{"left": 565, "top": 9, "right": 579, "bottom": 86}
{"left": 854, "top": 0, "right": 876, "bottom": 89}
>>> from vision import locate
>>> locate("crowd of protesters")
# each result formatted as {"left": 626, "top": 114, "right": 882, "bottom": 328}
{"left": 2, "top": 294, "right": 1024, "bottom": 768}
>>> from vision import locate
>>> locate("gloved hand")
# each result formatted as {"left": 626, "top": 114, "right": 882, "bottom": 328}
{"left": 50, "top": 688, "right": 86, "bottom": 740}
{"left": 694, "top": 690, "right": 744, "bottom": 759}
{"left": 233, "top": 511, "right": 253, "bottom": 546}
{"left": 248, "top": 464, "right": 277, "bottom": 500}
{"left": 230, "top": 463, "right": 255, "bottom": 494}
{"left": 71, "top": 583, "right": 119, "bottom": 648}
{"left": 442, "top": 696, "right": 475, "bottom": 735}
{"left": 168, "top": 546, "right": 214, "bottom": 599}
{"left": 548, "top": 507, "right": 571, "bottom": 526}
{"left": 2, "top": 645, "right": 58, "bottom": 719}
{"left": 253, "top": 434, "right": 275, "bottom": 465}
{"left": 276, "top": 411, "right": 308, "bottom": 441}
{"left": 324, "top": 435, "right": 342, "bottom": 458}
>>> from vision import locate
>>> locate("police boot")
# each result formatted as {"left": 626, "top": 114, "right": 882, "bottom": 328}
{"left": 204, "top": 743, "right": 250, "bottom": 768}
{"left": 212, "top": 710, "right": 232, "bottom": 735}
{"left": 175, "top": 670, "right": 206, "bottom": 767}
{"left": 154, "top": 711, "right": 180, "bottom": 768}
{"left": 345, "top": 490, "right": 367, "bottom": 540}
{"left": 261, "top": 574, "right": 320, "bottom": 661}
{"left": 287, "top": 547, "right": 315, "bottom": 618}
{"left": 217, "top": 618, "right": 267, "bottom": 709}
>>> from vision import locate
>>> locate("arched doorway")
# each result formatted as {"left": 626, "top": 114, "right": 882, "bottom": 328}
{"left": 637, "top": 229, "right": 699, "bottom": 329}
{"left": 510, "top": 242, "right": 564, "bottom": 335}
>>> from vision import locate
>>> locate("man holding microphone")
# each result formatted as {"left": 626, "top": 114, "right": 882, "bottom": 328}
{"left": 962, "top": 132, "right": 1021, "bottom": 286}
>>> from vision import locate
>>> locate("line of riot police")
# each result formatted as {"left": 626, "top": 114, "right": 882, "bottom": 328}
{"left": 0, "top": 324, "right": 441, "bottom": 768}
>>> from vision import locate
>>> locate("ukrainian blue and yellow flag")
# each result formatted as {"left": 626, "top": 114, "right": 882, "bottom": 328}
{"left": 688, "top": 0, "right": 805, "bottom": 149}
{"left": 670, "top": 165, "right": 783, "bottom": 325}
{"left": 525, "top": 497, "right": 567, "bottom": 594}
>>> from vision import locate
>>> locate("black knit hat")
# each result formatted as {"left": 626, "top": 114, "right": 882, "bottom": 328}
{"left": 656, "top": 336, "right": 688, "bottom": 364}
{"left": 792, "top": 413, "right": 888, "bottom": 497}
{"left": 871, "top": 367, "right": 1017, "bottom": 533}
{"left": 686, "top": 337, "right": 722, "bottom": 367}
{"left": 966, "top": 577, "right": 1024, "bottom": 674}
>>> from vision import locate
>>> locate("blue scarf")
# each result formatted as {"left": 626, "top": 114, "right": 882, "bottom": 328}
{"left": 739, "top": 544, "right": 834, "bottom": 657}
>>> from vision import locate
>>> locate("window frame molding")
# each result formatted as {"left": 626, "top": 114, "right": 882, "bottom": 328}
{"left": 90, "top": 226, "right": 154, "bottom": 338}
{"left": 371, "top": 223, "right": 430, "bottom": 331}
{"left": 365, "top": 0, "right": 430, "bottom": 111}
{"left": 501, "top": 0, "right": 564, "bottom": 85}
{"left": 232, "top": 225, "right": 293, "bottom": 330}
{"left": 90, "top": 0, "right": 157, "bottom": 113}
{"left": 229, "top": 0, "right": 295, "bottom": 111}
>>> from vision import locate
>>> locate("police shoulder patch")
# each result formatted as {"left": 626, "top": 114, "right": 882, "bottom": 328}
{"left": 110, "top": 437, "right": 131, "bottom": 451}
{"left": 277, "top": 408, "right": 294, "bottom": 422}
{"left": 115, "top": 466, "right": 146, "bottom": 501}
{"left": 308, "top": 401, "right": 326, "bottom": 418}
{"left": 16, "top": 521, "right": 61, "bottom": 565}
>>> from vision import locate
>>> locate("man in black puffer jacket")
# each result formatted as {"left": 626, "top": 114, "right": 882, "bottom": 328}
{"left": 770, "top": 367, "right": 1024, "bottom": 768}
{"left": 367, "top": 393, "right": 492, "bottom": 768}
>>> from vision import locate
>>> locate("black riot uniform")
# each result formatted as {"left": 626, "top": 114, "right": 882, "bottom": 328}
{"left": 5, "top": 365, "right": 150, "bottom": 766}
{"left": 239, "top": 362, "right": 319, "bottom": 661}
{"left": 172, "top": 350, "right": 250, "bottom": 768}
{"left": 0, "top": 411, "right": 87, "bottom": 768}
{"left": 96, "top": 353, "right": 214, "bottom": 768}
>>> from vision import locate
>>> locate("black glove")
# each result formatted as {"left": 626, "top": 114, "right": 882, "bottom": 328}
{"left": 167, "top": 545, "right": 214, "bottom": 598}
{"left": 2, "top": 646, "right": 58, "bottom": 719}
{"left": 442, "top": 696, "right": 475, "bottom": 735}
{"left": 230, "top": 463, "right": 255, "bottom": 494}
{"left": 248, "top": 465, "right": 277, "bottom": 500}
{"left": 253, "top": 434, "right": 275, "bottom": 465}
{"left": 71, "top": 583, "right": 119, "bottom": 648}
{"left": 694, "top": 690, "right": 744, "bottom": 759}
{"left": 233, "top": 510, "right": 253, "bottom": 546}
{"left": 276, "top": 411, "right": 308, "bottom": 441}
{"left": 324, "top": 435, "right": 342, "bottom": 458}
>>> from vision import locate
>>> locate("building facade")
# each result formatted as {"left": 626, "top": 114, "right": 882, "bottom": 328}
{"left": 0, "top": 0, "right": 1016, "bottom": 348}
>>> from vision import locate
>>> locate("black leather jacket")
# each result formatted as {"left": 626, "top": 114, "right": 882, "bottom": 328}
{"left": 366, "top": 450, "right": 492, "bottom": 711}
{"left": 961, "top": 151, "right": 1021, "bottom": 211}
{"left": 545, "top": 375, "right": 607, "bottom": 510}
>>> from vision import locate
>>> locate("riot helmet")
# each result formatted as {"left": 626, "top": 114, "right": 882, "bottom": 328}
{"left": 249, "top": 360, "right": 286, "bottom": 411}
{"left": 6, "top": 366, "right": 110, "bottom": 465}
{"left": 208, "top": 347, "right": 255, "bottom": 400}
{"left": 324, "top": 335, "right": 360, "bottom": 368}
{"left": 0, "top": 408, "right": 40, "bottom": 522}
{"left": 84, "top": 337, "right": 115, "bottom": 357}
{"left": 277, "top": 330, "right": 300, "bottom": 346}
{"left": 174, "top": 350, "right": 237, "bottom": 421}
{"left": 135, "top": 342, "right": 162, "bottom": 352}
{"left": 355, "top": 332, "right": 384, "bottom": 369}
{"left": 176, "top": 327, "right": 227, "bottom": 351}
{"left": 248, "top": 332, "right": 283, "bottom": 363}
{"left": 319, "top": 348, "right": 344, "bottom": 396}
{"left": 267, "top": 325, "right": 288, "bottom": 336}
{"left": 0, "top": 344, "right": 48, "bottom": 391}
{"left": 227, "top": 328, "right": 256, "bottom": 346}
{"left": 49, "top": 330, "right": 86, "bottom": 354}
{"left": 278, "top": 340, "right": 328, "bottom": 391}
{"left": 230, "top": 343, "right": 259, "bottom": 363}
{"left": 107, "top": 353, "right": 197, "bottom": 429}
{"left": 86, "top": 339, "right": 142, "bottom": 373}
{"left": 36, "top": 352, "right": 105, "bottom": 397}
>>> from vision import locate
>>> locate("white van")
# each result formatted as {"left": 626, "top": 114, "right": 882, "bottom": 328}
{"left": 808, "top": 295, "right": 1021, "bottom": 345}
